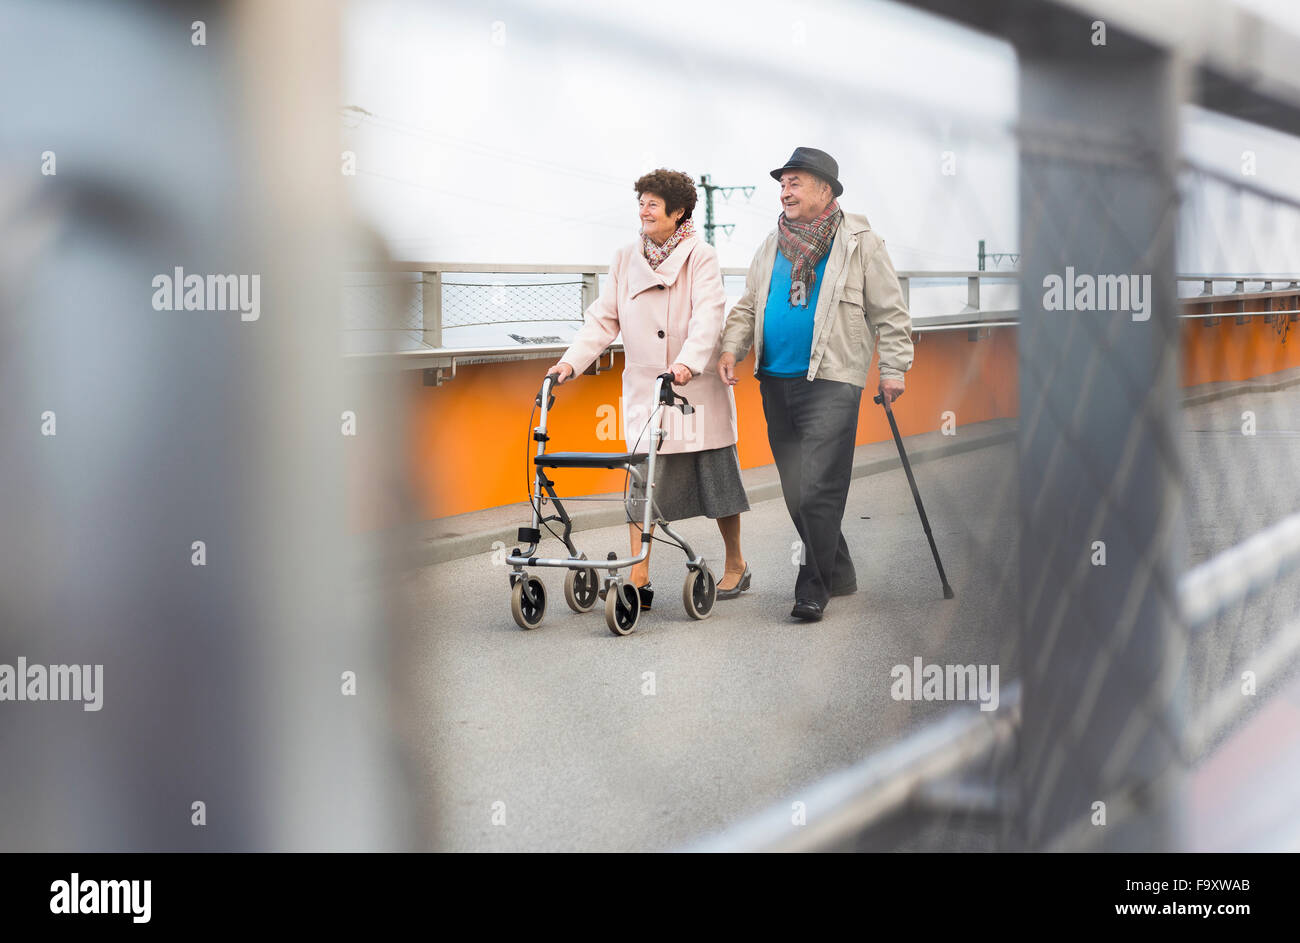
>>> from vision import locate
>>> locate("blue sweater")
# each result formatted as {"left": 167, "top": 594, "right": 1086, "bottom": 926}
{"left": 758, "top": 251, "right": 829, "bottom": 378}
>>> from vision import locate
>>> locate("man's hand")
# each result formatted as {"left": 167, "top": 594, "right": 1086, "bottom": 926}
{"left": 669, "top": 362, "right": 693, "bottom": 386}
{"left": 547, "top": 361, "right": 575, "bottom": 384}
{"left": 879, "top": 377, "right": 904, "bottom": 404}
{"left": 717, "top": 351, "right": 738, "bottom": 387}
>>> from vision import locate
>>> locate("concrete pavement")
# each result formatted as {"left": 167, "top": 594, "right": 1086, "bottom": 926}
{"left": 395, "top": 379, "right": 1300, "bottom": 851}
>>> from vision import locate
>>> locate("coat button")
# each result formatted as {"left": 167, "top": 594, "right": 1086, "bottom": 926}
{"left": 657, "top": 330, "right": 665, "bottom": 338}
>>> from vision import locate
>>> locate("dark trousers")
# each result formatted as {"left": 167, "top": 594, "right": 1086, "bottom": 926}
{"left": 759, "top": 376, "right": 862, "bottom": 607}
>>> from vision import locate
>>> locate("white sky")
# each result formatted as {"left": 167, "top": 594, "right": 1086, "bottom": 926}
{"left": 342, "top": 0, "right": 1300, "bottom": 274}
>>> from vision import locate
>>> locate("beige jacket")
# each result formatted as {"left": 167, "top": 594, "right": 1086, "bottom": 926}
{"left": 720, "top": 212, "right": 914, "bottom": 386}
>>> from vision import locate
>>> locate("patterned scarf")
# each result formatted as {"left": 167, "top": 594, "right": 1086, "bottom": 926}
{"left": 777, "top": 198, "right": 843, "bottom": 306}
{"left": 642, "top": 218, "right": 695, "bottom": 270}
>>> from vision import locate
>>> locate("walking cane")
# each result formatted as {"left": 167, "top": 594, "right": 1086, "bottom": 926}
{"left": 873, "top": 391, "right": 955, "bottom": 599}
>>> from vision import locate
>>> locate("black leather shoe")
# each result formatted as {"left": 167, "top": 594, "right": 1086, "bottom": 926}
{"left": 791, "top": 599, "right": 824, "bottom": 622}
{"left": 831, "top": 583, "right": 857, "bottom": 597}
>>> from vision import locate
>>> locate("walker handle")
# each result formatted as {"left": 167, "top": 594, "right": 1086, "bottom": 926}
{"left": 536, "top": 372, "right": 558, "bottom": 410}
{"left": 657, "top": 372, "right": 693, "bottom": 414}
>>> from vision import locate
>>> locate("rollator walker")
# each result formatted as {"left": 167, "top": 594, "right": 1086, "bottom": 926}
{"left": 506, "top": 371, "right": 717, "bottom": 635}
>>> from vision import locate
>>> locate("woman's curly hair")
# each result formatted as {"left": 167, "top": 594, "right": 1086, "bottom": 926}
{"left": 634, "top": 168, "right": 697, "bottom": 223}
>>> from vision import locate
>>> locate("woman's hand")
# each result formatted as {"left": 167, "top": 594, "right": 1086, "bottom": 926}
{"left": 669, "top": 362, "right": 693, "bottom": 386}
{"left": 547, "top": 361, "right": 575, "bottom": 384}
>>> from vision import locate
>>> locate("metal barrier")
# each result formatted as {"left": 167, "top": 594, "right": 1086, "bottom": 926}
{"left": 343, "top": 264, "right": 1299, "bottom": 373}
{"left": 684, "top": 500, "right": 1300, "bottom": 852}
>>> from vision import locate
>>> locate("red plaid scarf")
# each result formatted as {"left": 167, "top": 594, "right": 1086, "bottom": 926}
{"left": 642, "top": 218, "right": 695, "bottom": 270}
{"left": 776, "top": 199, "right": 843, "bottom": 306}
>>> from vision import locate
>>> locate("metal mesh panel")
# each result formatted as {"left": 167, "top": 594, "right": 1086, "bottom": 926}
{"left": 442, "top": 279, "right": 584, "bottom": 327}
{"left": 826, "top": 86, "right": 1300, "bottom": 856}
{"left": 340, "top": 274, "right": 423, "bottom": 353}
{"left": 1174, "top": 165, "right": 1300, "bottom": 771}
{"left": 1003, "top": 92, "right": 1300, "bottom": 852}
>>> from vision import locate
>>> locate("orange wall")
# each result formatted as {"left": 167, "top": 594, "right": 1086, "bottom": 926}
{"left": 1181, "top": 296, "right": 1300, "bottom": 385}
{"left": 410, "top": 326, "right": 1020, "bottom": 521}
{"left": 404, "top": 294, "right": 1298, "bottom": 521}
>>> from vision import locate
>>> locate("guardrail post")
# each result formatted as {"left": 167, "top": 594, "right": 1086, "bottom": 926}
{"left": 967, "top": 275, "right": 980, "bottom": 311}
{"left": 581, "top": 272, "right": 600, "bottom": 316}
{"left": 421, "top": 271, "right": 443, "bottom": 349}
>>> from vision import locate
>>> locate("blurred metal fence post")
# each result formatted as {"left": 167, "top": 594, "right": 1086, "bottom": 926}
{"left": 0, "top": 0, "right": 415, "bottom": 851}
{"left": 232, "top": 0, "right": 415, "bottom": 851}
{"left": 1012, "top": 39, "right": 1190, "bottom": 850}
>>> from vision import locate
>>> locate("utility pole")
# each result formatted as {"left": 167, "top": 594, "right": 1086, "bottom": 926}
{"left": 697, "top": 174, "right": 755, "bottom": 246}
{"left": 979, "top": 238, "right": 1020, "bottom": 270}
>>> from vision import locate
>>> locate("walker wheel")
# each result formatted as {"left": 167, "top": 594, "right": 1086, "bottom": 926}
{"left": 564, "top": 566, "right": 600, "bottom": 613}
{"left": 605, "top": 583, "right": 640, "bottom": 636}
{"left": 683, "top": 565, "right": 716, "bottom": 620}
{"left": 510, "top": 575, "right": 546, "bottom": 630}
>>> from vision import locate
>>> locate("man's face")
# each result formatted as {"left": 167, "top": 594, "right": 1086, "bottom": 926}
{"left": 780, "top": 171, "right": 831, "bottom": 224}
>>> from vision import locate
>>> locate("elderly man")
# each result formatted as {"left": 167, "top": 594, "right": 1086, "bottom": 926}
{"left": 718, "top": 147, "right": 913, "bottom": 622}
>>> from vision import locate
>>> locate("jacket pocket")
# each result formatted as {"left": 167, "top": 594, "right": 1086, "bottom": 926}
{"left": 839, "top": 283, "right": 868, "bottom": 345}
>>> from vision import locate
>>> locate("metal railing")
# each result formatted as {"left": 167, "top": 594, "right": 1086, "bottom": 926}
{"left": 687, "top": 683, "right": 1021, "bottom": 852}
{"left": 343, "top": 265, "right": 1300, "bottom": 375}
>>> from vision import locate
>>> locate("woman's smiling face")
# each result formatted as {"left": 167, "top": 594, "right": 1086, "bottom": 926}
{"left": 639, "top": 192, "right": 681, "bottom": 245}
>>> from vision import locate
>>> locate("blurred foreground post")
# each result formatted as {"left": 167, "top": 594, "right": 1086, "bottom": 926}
{"left": 1013, "top": 34, "right": 1189, "bottom": 850}
{"left": 0, "top": 0, "right": 413, "bottom": 850}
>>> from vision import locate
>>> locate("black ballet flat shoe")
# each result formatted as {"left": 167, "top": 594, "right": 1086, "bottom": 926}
{"left": 599, "top": 582, "right": 653, "bottom": 610}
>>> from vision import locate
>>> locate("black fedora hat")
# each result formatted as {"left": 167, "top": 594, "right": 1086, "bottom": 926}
{"left": 770, "top": 146, "right": 843, "bottom": 197}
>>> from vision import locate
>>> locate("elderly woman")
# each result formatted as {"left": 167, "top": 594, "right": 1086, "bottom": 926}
{"left": 546, "top": 168, "right": 751, "bottom": 609}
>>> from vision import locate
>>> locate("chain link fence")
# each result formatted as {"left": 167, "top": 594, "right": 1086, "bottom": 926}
{"left": 695, "top": 79, "right": 1300, "bottom": 857}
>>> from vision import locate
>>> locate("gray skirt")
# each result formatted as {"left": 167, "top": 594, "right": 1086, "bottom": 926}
{"left": 627, "top": 444, "right": 751, "bottom": 523}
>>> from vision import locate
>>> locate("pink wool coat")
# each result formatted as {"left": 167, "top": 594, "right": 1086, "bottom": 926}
{"left": 558, "top": 235, "right": 737, "bottom": 455}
